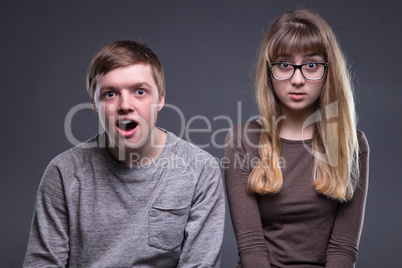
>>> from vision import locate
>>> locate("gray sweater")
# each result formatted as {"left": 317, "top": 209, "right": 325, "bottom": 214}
{"left": 24, "top": 131, "right": 225, "bottom": 268}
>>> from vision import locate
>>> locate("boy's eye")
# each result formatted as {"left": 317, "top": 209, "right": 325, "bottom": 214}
{"left": 105, "top": 91, "right": 116, "bottom": 98}
{"left": 136, "top": 89, "right": 146, "bottom": 95}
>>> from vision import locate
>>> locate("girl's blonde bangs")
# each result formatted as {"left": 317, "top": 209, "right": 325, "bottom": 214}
{"left": 268, "top": 27, "right": 326, "bottom": 63}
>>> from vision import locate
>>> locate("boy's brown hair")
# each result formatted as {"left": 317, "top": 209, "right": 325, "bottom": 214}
{"left": 86, "top": 40, "right": 166, "bottom": 101}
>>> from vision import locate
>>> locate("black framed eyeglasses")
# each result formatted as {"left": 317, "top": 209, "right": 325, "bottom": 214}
{"left": 269, "top": 62, "right": 328, "bottom": 81}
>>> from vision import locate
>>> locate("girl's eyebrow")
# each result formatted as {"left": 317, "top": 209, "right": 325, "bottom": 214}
{"left": 276, "top": 53, "right": 323, "bottom": 58}
{"left": 275, "top": 53, "right": 292, "bottom": 59}
{"left": 304, "top": 53, "right": 323, "bottom": 58}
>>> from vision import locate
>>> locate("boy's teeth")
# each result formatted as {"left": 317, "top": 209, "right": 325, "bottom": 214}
{"left": 117, "top": 119, "right": 137, "bottom": 131}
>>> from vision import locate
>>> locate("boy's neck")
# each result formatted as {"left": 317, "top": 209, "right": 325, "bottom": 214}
{"left": 107, "top": 128, "right": 167, "bottom": 167}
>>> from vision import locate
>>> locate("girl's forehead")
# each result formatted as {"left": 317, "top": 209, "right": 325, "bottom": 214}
{"left": 269, "top": 31, "right": 326, "bottom": 61}
{"left": 275, "top": 52, "right": 324, "bottom": 58}
{"left": 271, "top": 46, "right": 326, "bottom": 62}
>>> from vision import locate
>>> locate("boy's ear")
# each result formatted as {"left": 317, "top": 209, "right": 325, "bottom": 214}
{"left": 91, "top": 99, "right": 98, "bottom": 115}
{"left": 157, "top": 93, "right": 165, "bottom": 112}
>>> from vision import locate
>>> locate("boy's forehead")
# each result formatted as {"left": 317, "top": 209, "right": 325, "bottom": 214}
{"left": 95, "top": 63, "right": 157, "bottom": 88}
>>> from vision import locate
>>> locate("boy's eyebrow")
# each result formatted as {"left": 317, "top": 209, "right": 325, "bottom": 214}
{"left": 128, "top": 82, "right": 152, "bottom": 88}
{"left": 99, "top": 85, "right": 118, "bottom": 91}
{"left": 99, "top": 82, "right": 152, "bottom": 91}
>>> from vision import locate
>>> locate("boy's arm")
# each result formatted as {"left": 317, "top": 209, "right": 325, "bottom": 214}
{"left": 177, "top": 157, "right": 225, "bottom": 268}
{"left": 23, "top": 161, "right": 70, "bottom": 267}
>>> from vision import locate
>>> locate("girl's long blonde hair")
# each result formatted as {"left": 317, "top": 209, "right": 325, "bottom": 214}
{"left": 248, "top": 9, "right": 359, "bottom": 202}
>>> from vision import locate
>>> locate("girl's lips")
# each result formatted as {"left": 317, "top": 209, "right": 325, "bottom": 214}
{"left": 289, "top": 92, "right": 306, "bottom": 100}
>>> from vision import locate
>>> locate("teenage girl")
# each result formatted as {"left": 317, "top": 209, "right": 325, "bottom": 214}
{"left": 224, "top": 9, "right": 369, "bottom": 268}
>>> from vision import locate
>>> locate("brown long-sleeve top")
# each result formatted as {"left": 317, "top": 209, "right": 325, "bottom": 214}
{"left": 224, "top": 120, "right": 369, "bottom": 268}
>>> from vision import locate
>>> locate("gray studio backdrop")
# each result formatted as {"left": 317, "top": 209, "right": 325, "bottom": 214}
{"left": 1, "top": 0, "right": 401, "bottom": 267}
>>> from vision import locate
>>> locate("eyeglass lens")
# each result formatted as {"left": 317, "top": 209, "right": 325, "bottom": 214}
{"left": 272, "top": 63, "right": 325, "bottom": 80}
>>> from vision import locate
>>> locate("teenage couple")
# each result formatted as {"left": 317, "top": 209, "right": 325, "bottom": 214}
{"left": 24, "top": 9, "right": 369, "bottom": 268}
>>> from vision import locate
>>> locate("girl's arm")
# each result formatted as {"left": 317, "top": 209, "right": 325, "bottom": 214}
{"left": 224, "top": 125, "right": 271, "bottom": 268}
{"left": 326, "top": 131, "right": 370, "bottom": 267}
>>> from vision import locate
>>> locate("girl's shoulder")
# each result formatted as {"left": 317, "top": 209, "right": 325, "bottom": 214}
{"left": 226, "top": 120, "right": 261, "bottom": 140}
{"left": 357, "top": 129, "right": 370, "bottom": 154}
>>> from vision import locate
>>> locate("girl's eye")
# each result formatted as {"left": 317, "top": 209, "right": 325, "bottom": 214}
{"left": 136, "top": 89, "right": 146, "bottom": 95}
{"left": 279, "top": 62, "right": 291, "bottom": 69}
{"left": 305, "top": 62, "right": 318, "bottom": 69}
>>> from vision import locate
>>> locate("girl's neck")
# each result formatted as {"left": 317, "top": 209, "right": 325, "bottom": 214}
{"left": 279, "top": 106, "right": 315, "bottom": 140}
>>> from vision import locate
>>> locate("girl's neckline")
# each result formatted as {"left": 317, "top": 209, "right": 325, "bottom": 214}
{"left": 250, "top": 119, "right": 312, "bottom": 144}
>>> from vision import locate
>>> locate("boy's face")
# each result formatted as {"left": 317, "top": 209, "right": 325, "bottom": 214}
{"left": 93, "top": 63, "right": 165, "bottom": 151}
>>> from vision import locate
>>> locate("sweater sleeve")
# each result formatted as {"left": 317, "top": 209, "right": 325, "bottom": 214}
{"left": 326, "top": 132, "right": 370, "bottom": 267}
{"left": 224, "top": 127, "right": 271, "bottom": 268}
{"left": 177, "top": 156, "right": 225, "bottom": 268}
{"left": 23, "top": 159, "right": 70, "bottom": 268}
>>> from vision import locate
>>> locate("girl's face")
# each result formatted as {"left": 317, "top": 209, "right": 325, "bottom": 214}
{"left": 271, "top": 53, "right": 326, "bottom": 116}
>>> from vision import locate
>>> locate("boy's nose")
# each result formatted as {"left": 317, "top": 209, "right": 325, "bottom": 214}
{"left": 118, "top": 92, "right": 134, "bottom": 113}
{"left": 291, "top": 69, "right": 306, "bottom": 86}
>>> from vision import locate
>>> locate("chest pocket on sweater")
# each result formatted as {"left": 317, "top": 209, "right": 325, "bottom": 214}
{"left": 148, "top": 204, "right": 190, "bottom": 250}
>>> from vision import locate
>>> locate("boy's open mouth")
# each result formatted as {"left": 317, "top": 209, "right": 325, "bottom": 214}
{"left": 117, "top": 119, "right": 138, "bottom": 131}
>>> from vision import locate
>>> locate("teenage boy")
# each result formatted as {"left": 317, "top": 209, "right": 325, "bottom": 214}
{"left": 24, "top": 40, "right": 225, "bottom": 267}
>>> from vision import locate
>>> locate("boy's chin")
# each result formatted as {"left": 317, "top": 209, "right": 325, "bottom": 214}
{"left": 107, "top": 136, "right": 149, "bottom": 151}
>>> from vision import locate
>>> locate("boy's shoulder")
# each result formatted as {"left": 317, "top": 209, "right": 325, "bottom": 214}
{"left": 162, "top": 131, "right": 219, "bottom": 173}
{"left": 164, "top": 131, "right": 215, "bottom": 161}
{"left": 50, "top": 135, "right": 101, "bottom": 170}
{"left": 39, "top": 135, "right": 103, "bottom": 192}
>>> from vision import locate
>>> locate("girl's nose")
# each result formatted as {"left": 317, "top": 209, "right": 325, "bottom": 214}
{"left": 291, "top": 68, "right": 306, "bottom": 86}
